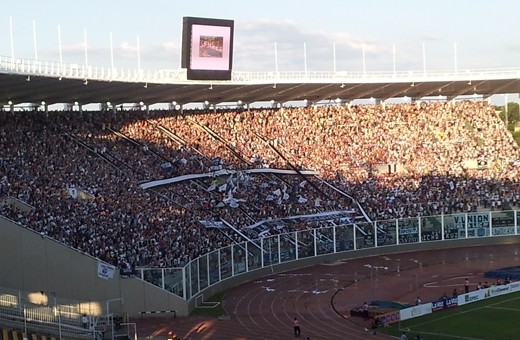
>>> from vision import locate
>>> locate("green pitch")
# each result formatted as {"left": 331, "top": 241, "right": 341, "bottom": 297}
{"left": 379, "top": 292, "right": 520, "bottom": 339}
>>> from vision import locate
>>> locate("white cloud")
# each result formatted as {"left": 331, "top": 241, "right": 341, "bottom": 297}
{"left": 233, "top": 18, "right": 382, "bottom": 72}
{"left": 60, "top": 42, "right": 86, "bottom": 55}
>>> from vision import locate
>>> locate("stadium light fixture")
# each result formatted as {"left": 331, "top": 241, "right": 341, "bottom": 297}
{"left": 26, "top": 76, "right": 31, "bottom": 82}
{"left": 8, "top": 100, "right": 12, "bottom": 105}
{"left": 74, "top": 101, "right": 79, "bottom": 106}
{"left": 175, "top": 104, "right": 181, "bottom": 110}
{"left": 139, "top": 101, "right": 144, "bottom": 106}
{"left": 237, "top": 100, "right": 242, "bottom": 105}
{"left": 410, "top": 82, "right": 415, "bottom": 87}
{"left": 83, "top": 79, "right": 88, "bottom": 86}
{"left": 106, "top": 101, "right": 111, "bottom": 107}
{"left": 41, "top": 101, "right": 45, "bottom": 106}
{"left": 143, "top": 83, "right": 148, "bottom": 88}
{"left": 208, "top": 84, "right": 213, "bottom": 90}
{"left": 204, "top": 100, "right": 209, "bottom": 106}
{"left": 272, "top": 84, "right": 277, "bottom": 89}
{"left": 340, "top": 83, "right": 346, "bottom": 88}
{"left": 172, "top": 101, "right": 177, "bottom": 106}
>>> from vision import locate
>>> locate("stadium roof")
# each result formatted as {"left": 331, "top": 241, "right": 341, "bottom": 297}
{"left": 1, "top": 58, "right": 520, "bottom": 106}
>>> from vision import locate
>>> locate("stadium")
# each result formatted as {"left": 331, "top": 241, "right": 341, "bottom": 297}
{"left": 1, "top": 8, "right": 520, "bottom": 340}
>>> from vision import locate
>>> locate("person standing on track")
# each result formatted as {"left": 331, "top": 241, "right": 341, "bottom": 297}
{"left": 293, "top": 317, "right": 301, "bottom": 337}
{"left": 363, "top": 301, "right": 369, "bottom": 321}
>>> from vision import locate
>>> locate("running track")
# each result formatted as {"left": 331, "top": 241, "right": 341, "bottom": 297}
{"left": 135, "top": 243, "right": 520, "bottom": 339}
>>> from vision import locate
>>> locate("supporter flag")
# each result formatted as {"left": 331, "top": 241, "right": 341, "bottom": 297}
{"left": 315, "top": 198, "right": 321, "bottom": 207}
{"left": 266, "top": 194, "right": 274, "bottom": 201}
{"left": 225, "top": 188, "right": 234, "bottom": 201}
{"left": 229, "top": 199, "right": 239, "bottom": 208}
{"left": 209, "top": 158, "right": 222, "bottom": 171}
{"left": 283, "top": 192, "right": 290, "bottom": 200}
{"left": 218, "top": 183, "right": 227, "bottom": 192}
{"left": 97, "top": 262, "right": 116, "bottom": 280}
{"left": 299, "top": 180, "right": 307, "bottom": 188}
{"left": 160, "top": 162, "right": 172, "bottom": 173}
{"left": 68, "top": 186, "right": 78, "bottom": 199}
{"left": 226, "top": 173, "right": 234, "bottom": 184}
{"left": 77, "top": 190, "right": 94, "bottom": 201}
{"left": 208, "top": 179, "right": 220, "bottom": 191}
{"left": 298, "top": 195, "right": 308, "bottom": 203}
{"left": 273, "top": 188, "right": 282, "bottom": 196}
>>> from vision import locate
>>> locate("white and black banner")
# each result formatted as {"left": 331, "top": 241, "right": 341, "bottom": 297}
{"left": 97, "top": 262, "right": 116, "bottom": 280}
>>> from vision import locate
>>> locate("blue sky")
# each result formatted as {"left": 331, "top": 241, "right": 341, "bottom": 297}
{"left": 2, "top": 0, "right": 520, "bottom": 74}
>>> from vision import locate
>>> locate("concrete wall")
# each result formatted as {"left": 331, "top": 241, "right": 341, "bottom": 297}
{"left": 0, "top": 216, "right": 188, "bottom": 317}
{"left": 3, "top": 213, "right": 520, "bottom": 317}
{"left": 187, "top": 235, "right": 520, "bottom": 311}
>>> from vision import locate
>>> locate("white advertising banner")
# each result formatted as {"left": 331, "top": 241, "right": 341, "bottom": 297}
{"left": 400, "top": 303, "right": 433, "bottom": 321}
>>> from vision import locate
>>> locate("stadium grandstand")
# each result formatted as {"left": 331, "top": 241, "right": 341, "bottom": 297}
{"left": 1, "top": 16, "right": 520, "bottom": 340}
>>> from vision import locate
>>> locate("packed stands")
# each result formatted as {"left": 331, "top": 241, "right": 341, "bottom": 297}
{"left": 1, "top": 100, "right": 519, "bottom": 270}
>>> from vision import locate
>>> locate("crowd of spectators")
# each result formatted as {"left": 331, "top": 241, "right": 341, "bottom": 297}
{"left": 0, "top": 100, "right": 519, "bottom": 269}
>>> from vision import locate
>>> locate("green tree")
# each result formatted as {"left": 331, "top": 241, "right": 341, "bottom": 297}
{"left": 495, "top": 102, "right": 520, "bottom": 146}
{"left": 496, "top": 102, "right": 520, "bottom": 125}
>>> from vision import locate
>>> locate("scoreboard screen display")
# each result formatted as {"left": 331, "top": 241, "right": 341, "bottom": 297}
{"left": 181, "top": 17, "right": 234, "bottom": 80}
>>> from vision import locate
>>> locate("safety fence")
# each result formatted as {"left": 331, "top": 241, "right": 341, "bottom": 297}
{"left": 136, "top": 210, "right": 519, "bottom": 301}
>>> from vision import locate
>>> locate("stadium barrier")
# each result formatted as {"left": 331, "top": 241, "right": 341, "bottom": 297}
{"left": 398, "top": 280, "right": 520, "bottom": 323}
{"left": 134, "top": 210, "right": 520, "bottom": 303}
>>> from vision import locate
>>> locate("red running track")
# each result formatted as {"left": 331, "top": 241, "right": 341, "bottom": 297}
{"left": 135, "top": 243, "right": 520, "bottom": 339}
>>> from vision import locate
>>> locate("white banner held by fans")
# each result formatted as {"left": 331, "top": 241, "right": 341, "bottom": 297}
{"left": 97, "top": 262, "right": 116, "bottom": 280}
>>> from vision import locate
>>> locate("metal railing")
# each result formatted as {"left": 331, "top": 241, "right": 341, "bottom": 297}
{"left": 0, "top": 303, "right": 96, "bottom": 339}
{"left": 0, "top": 286, "right": 122, "bottom": 339}
{"left": 136, "top": 210, "right": 519, "bottom": 301}
{"left": 1, "top": 55, "right": 519, "bottom": 85}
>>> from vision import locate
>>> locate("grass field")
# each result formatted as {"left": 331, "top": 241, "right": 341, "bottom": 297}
{"left": 380, "top": 292, "right": 520, "bottom": 339}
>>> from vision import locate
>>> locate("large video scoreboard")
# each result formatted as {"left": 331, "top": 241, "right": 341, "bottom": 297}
{"left": 181, "top": 16, "right": 234, "bottom": 81}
